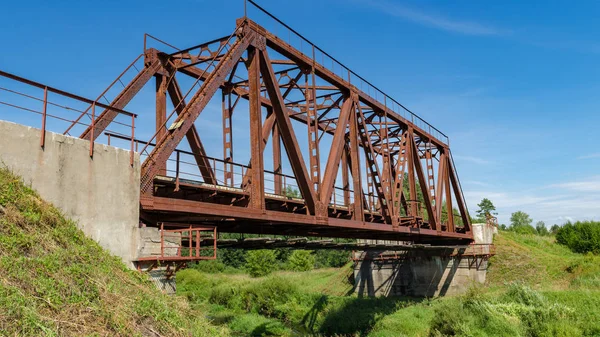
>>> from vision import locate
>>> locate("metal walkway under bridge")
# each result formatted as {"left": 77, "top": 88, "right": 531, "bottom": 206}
{"left": 0, "top": 1, "right": 474, "bottom": 246}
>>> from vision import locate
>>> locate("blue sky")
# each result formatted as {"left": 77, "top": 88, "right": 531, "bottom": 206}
{"left": 1, "top": 0, "right": 599, "bottom": 226}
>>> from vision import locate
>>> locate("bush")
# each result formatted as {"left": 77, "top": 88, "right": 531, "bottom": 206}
{"left": 191, "top": 260, "right": 226, "bottom": 274}
{"left": 287, "top": 250, "right": 315, "bottom": 271}
{"left": 511, "top": 224, "right": 537, "bottom": 235}
{"left": 429, "top": 284, "right": 574, "bottom": 337}
{"left": 245, "top": 250, "right": 277, "bottom": 277}
{"left": 220, "top": 248, "right": 246, "bottom": 268}
{"left": 556, "top": 221, "right": 600, "bottom": 254}
{"left": 315, "top": 250, "right": 349, "bottom": 268}
{"left": 241, "top": 277, "right": 298, "bottom": 316}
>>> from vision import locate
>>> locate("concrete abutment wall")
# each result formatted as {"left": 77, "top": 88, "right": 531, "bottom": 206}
{"left": 0, "top": 121, "right": 141, "bottom": 267}
{"left": 353, "top": 223, "right": 497, "bottom": 297}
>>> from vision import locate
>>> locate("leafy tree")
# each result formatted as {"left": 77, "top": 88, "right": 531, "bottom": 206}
{"left": 220, "top": 248, "right": 246, "bottom": 268}
{"left": 440, "top": 202, "right": 465, "bottom": 227}
{"left": 284, "top": 186, "right": 300, "bottom": 198}
{"left": 287, "top": 250, "right": 315, "bottom": 271}
{"left": 399, "top": 173, "right": 425, "bottom": 217}
{"left": 315, "top": 249, "right": 349, "bottom": 268}
{"left": 191, "top": 260, "right": 226, "bottom": 273}
{"left": 476, "top": 198, "right": 497, "bottom": 221}
{"left": 535, "top": 221, "right": 549, "bottom": 236}
{"left": 245, "top": 250, "right": 277, "bottom": 277}
{"left": 550, "top": 224, "right": 560, "bottom": 234}
{"left": 556, "top": 221, "right": 600, "bottom": 254}
{"left": 509, "top": 211, "right": 536, "bottom": 234}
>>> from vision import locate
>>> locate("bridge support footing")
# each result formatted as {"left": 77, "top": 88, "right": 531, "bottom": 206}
{"left": 352, "top": 223, "right": 496, "bottom": 297}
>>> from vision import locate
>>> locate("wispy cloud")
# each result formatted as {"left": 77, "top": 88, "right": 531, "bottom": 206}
{"left": 453, "top": 155, "right": 490, "bottom": 165}
{"left": 578, "top": 153, "right": 600, "bottom": 160}
{"left": 552, "top": 177, "right": 600, "bottom": 192}
{"left": 358, "top": 0, "right": 509, "bottom": 36}
{"left": 464, "top": 180, "right": 491, "bottom": 187}
{"left": 465, "top": 175, "right": 600, "bottom": 226}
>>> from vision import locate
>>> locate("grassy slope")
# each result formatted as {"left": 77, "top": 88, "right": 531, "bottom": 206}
{"left": 488, "top": 231, "right": 600, "bottom": 289}
{"left": 0, "top": 167, "right": 229, "bottom": 336}
{"left": 178, "top": 231, "right": 600, "bottom": 337}
{"left": 368, "top": 232, "right": 600, "bottom": 337}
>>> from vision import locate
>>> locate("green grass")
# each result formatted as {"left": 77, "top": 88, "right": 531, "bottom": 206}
{"left": 0, "top": 167, "right": 229, "bottom": 336}
{"left": 488, "top": 231, "right": 600, "bottom": 290}
{"left": 4, "top": 161, "right": 599, "bottom": 336}
{"left": 177, "top": 230, "right": 600, "bottom": 336}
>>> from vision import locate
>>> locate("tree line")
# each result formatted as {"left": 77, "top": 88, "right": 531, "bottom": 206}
{"left": 474, "top": 198, "right": 600, "bottom": 254}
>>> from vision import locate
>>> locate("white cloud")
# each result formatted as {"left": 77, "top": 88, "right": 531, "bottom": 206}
{"left": 464, "top": 180, "right": 491, "bottom": 187}
{"left": 552, "top": 177, "right": 600, "bottom": 192}
{"left": 358, "top": 0, "right": 509, "bottom": 36}
{"left": 578, "top": 153, "right": 600, "bottom": 160}
{"left": 465, "top": 176, "right": 600, "bottom": 226}
{"left": 453, "top": 155, "right": 490, "bottom": 165}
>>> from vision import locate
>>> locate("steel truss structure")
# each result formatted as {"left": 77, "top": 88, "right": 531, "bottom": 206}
{"left": 78, "top": 12, "right": 473, "bottom": 244}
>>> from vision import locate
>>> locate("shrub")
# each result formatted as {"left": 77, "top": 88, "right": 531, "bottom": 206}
{"left": 287, "top": 250, "right": 315, "bottom": 271}
{"left": 556, "top": 221, "right": 600, "bottom": 254}
{"left": 429, "top": 284, "right": 574, "bottom": 337}
{"left": 220, "top": 248, "right": 246, "bottom": 268}
{"left": 245, "top": 250, "right": 277, "bottom": 277}
{"left": 315, "top": 250, "right": 349, "bottom": 268}
{"left": 241, "top": 277, "right": 298, "bottom": 316}
{"left": 511, "top": 224, "right": 537, "bottom": 235}
{"left": 191, "top": 260, "right": 226, "bottom": 274}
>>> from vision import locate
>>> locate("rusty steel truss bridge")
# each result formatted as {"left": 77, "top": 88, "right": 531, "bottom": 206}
{"left": 0, "top": 1, "right": 474, "bottom": 249}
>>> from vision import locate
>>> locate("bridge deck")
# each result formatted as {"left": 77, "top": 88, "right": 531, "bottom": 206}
{"left": 140, "top": 175, "right": 472, "bottom": 245}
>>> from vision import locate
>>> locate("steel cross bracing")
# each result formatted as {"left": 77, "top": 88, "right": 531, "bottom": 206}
{"left": 82, "top": 18, "right": 473, "bottom": 244}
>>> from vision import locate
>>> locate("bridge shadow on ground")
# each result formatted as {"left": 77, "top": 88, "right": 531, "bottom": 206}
{"left": 301, "top": 294, "right": 426, "bottom": 336}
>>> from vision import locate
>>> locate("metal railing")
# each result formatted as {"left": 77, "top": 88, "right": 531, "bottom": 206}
{"left": 0, "top": 70, "right": 137, "bottom": 165}
{"left": 137, "top": 223, "right": 217, "bottom": 262}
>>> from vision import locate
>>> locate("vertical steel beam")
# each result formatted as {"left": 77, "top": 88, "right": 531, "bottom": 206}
{"left": 392, "top": 131, "right": 408, "bottom": 223}
{"left": 248, "top": 46, "right": 265, "bottom": 210}
{"left": 272, "top": 112, "right": 282, "bottom": 195}
{"left": 222, "top": 86, "right": 234, "bottom": 186}
{"left": 306, "top": 71, "right": 321, "bottom": 197}
{"left": 348, "top": 100, "right": 364, "bottom": 221}
{"left": 156, "top": 74, "right": 168, "bottom": 176}
{"left": 341, "top": 143, "right": 350, "bottom": 206}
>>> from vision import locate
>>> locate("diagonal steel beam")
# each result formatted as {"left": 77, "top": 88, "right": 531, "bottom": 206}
{"left": 320, "top": 97, "right": 353, "bottom": 205}
{"left": 260, "top": 48, "right": 318, "bottom": 215}
{"left": 410, "top": 135, "right": 437, "bottom": 229}
{"left": 448, "top": 152, "right": 471, "bottom": 232}
{"left": 435, "top": 150, "right": 447, "bottom": 227}
{"left": 166, "top": 77, "right": 216, "bottom": 185}
{"left": 140, "top": 31, "right": 254, "bottom": 194}
{"left": 81, "top": 58, "right": 162, "bottom": 140}
{"left": 357, "top": 104, "right": 394, "bottom": 225}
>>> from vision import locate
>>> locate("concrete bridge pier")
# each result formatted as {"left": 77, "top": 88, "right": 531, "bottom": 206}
{"left": 352, "top": 223, "right": 496, "bottom": 297}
